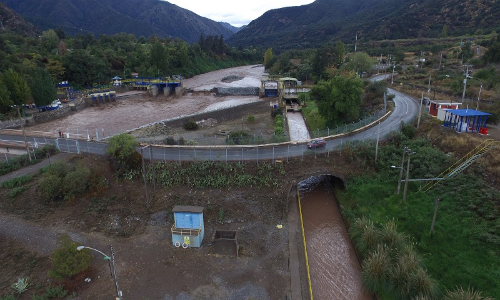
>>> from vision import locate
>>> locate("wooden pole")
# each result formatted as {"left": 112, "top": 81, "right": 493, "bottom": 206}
{"left": 430, "top": 197, "right": 440, "bottom": 233}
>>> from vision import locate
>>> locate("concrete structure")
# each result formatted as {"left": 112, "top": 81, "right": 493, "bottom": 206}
{"left": 426, "top": 99, "right": 461, "bottom": 121}
{"left": 443, "top": 109, "right": 491, "bottom": 133}
{"left": 171, "top": 206, "right": 204, "bottom": 248}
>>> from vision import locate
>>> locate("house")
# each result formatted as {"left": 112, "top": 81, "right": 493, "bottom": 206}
{"left": 426, "top": 99, "right": 462, "bottom": 121}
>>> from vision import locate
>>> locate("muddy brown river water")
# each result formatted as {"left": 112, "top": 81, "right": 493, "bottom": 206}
{"left": 299, "top": 176, "right": 372, "bottom": 300}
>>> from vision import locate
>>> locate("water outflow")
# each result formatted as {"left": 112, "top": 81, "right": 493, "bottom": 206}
{"left": 298, "top": 175, "right": 371, "bottom": 300}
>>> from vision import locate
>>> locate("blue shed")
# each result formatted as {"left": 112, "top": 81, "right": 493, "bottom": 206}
{"left": 171, "top": 206, "right": 204, "bottom": 248}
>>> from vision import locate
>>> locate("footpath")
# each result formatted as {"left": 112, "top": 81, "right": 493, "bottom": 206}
{"left": 0, "top": 152, "right": 72, "bottom": 184}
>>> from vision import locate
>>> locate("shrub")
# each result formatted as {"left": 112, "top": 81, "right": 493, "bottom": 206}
{"left": 183, "top": 120, "right": 198, "bottom": 130}
{"left": 8, "top": 186, "right": 27, "bottom": 198}
{"left": 107, "top": 133, "right": 141, "bottom": 173}
{"left": 1, "top": 174, "right": 33, "bottom": 189}
{"left": 38, "top": 174, "right": 64, "bottom": 201}
{"left": 63, "top": 165, "right": 92, "bottom": 200}
{"left": 247, "top": 115, "right": 255, "bottom": 123}
{"left": 271, "top": 108, "right": 283, "bottom": 117}
{"left": 164, "top": 136, "right": 176, "bottom": 145}
{"left": 48, "top": 235, "right": 92, "bottom": 279}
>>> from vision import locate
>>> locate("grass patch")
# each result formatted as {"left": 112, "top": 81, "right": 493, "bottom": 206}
{"left": 301, "top": 100, "right": 326, "bottom": 132}
{"left": 1, "top": 174, "right": 33, "bottom": 189}
{"left": 337, "top": 134, "right": 500, "bottom": 298}
{"left": 8, "top": 186, "right": 27, "bottom": 198}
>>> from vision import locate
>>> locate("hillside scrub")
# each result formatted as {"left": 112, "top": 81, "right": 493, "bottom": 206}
{"left": 337, "top": 119, "right": 500, "bottom": 298}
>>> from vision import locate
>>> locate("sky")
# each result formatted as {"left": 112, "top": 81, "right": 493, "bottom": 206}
{"left": 165, "top": 0, "right": 315, "bottom": 27}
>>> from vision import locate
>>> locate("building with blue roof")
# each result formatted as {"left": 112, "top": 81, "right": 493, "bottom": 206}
{"left": 443, "top": 109, "right": 491, "bottom": 134}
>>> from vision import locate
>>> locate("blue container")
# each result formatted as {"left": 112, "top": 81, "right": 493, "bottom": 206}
{"left": 171, "top": 206, "right": 204, "bottom": 248}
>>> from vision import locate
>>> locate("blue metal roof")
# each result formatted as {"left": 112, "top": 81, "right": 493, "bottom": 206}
{"left": 446, "top": 109, "right": 491, "bottom": 117}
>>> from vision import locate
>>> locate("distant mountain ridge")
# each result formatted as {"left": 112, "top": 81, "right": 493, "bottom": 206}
{"left": 227, "top": 0, "right": 500, "bottom": 50}
{"left": 0, "top": 2, "right": 39, "bottom": 36}
{"left": 1, "top": 0, "right": 234, "bottom": 43}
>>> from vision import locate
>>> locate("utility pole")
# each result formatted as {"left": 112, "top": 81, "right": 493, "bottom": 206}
{"left": 355, "top": 33, "right": 358, "bottom": 52}
{"left": 403, "top": 150, "right": 415, "bottom": 203}
{"left": 462, "top": 64, "right": 473, "bottom": 103}
{"left": 430, "top": 197, "right": 440, "bottom": 234}
{"left": 417, "top": 92, "right": 424, "bottom": 129}
{"left": 477, "top": 83, "right": 483, "bottom": 110}
{"left": 427, "top": 74, "right": 431, "bottom": 99}
{"left": 396, "top": 147, "right": 408, "bottom": 195}
{"left": 16, "top": 106, "right": 31, "bottom": 162}
{"left": 109, "top": 245, "right": 122, "bottom": 300}
{"left": 391, "top": 63, "right": 395, "bottom": 85}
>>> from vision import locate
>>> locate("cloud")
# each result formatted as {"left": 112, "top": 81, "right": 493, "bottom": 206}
{"left": 166, "top": 0, "right": 314, "bottom": 27}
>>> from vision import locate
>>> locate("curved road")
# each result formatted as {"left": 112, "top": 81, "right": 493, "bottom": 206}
{"left": 0, "top": 84, "right": 419, "bottom": 162}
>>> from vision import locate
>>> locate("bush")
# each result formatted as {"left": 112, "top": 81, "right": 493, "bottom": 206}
{"left": 164, "top": 136, "right": 177, "bottom": 145}
{"left": 38, "top": 174, "right": 64, "bottom": 201}
{"left": 107, "top": 133, "right": 141, "bottom": 173}
{"left": 183, "top": 120, "right": 198, "bottom": 130}
{"left": 271, "top": 108, "right": 283, "bottom": 117}
{"left": 63, "top": 165, "right": 92, "bottom": 200}
{"left": 247, "top": 115, "right": 255, "bottom": 123}
{"left": 48, "top": 235, "right": 92, "bottom": 279}
{"left": 8, "top": 186, "right": 27, "bottom": 198}
{"left": 1, "top": 174, "right": 33, "bottom": 189}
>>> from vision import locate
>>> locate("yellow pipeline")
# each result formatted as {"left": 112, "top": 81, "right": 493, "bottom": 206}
{"left": 297, "top": 189, "right": 314, "bottom": 300}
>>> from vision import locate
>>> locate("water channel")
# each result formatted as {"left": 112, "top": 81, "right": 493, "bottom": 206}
{"left": 299, "top": 175, "right": 371, "bottom": 300}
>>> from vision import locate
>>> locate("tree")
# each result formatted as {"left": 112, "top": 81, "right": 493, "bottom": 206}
{"left": 107, "top": 133, "right": 141, "bottom": 173}
{"left": 335, "top": 40, "right": 346, "bottom": 67}
{"left": 41, "top": 29, "right": 60, "bottom": 54}
{"left": 149, "top": 42, "right": 169, "bottom": 76}
{"left": 0, "top": 77, "right": 13, "bottom": 113}
{"left": 2, "top": 69, "right": 31, "bottom": 106}
{"left": 311, "top": 74, "right": 364, "bottom": 126}
{"left": 440, "top": 25, "right": 448, "bottom": 38}
{"left": 345, "top": 52, "right": 375, "bottom": 76}
{"left": 28, "top": 67, "right": 57, "bottom": 107}
{"left": 264, "top": 48, "right": 273, "bottom": 70}
{"left": 49, "top": 235, "right": 93, "bottom": 279}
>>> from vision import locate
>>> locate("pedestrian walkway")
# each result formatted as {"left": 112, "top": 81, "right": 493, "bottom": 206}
{"left": 0, "top": 152, "right": 72, "bottom": 184}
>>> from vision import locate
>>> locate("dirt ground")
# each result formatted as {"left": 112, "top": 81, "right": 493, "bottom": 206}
{"left": 27, "top": 65, "right": 265, "bottom": 136}
{"left": 0, "top": 154, "right": 293, "bottom": 299}
{"left": 0, "top": 65, "right": 301, "bottom": 300}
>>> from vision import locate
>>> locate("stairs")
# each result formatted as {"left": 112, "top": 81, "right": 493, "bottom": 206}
{"left": 421, "top": 139, "right": 499, "bottom": 192}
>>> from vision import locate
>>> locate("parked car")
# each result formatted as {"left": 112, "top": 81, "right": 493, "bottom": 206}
{"left": 51, "top": 100, "right": 62, "bottom": 108}
{"left": 307, "top": 139, "right": 326, "bottom": 149}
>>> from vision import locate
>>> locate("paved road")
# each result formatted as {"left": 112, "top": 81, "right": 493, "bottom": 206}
{"left": 0, "top": 83, "right": 419, "bottom": 162}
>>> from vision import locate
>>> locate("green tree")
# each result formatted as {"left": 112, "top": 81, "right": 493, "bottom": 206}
{"left": 107, "top": 133, "right": 141, "bottom": 173}
{"left": 149, "top": 42, "right": 169, "bottom": 76}
{"left": 440, "top": 25, "right": 448, "bottom": 38}
{"left": 335, "top": 40, "right": 346, "bottom": 67}
{"left": 41, "top": 29, "right": 60, "bottom": 54}
{"left": 264, "top": 48, "right": 273, "bottom": 70}
{"left": 2, "top": 69, "right": 31, "bottom": 106}
{"left": 49, "top": 235, "right": 93, "bottom": 279}
{"left": 0, "top": 77, "right": 12, "bottom": 113}
{"left": 345, "top": 52, "right": 375, "bottom": 76}
{"left": 311, "top": 74, "right": 364, "bottom": 126}
{"left": 63, "top": 49, "right": 108, "bottom": 86}
{"left": 28, "top": 67, "right": 57, "bottom": 107}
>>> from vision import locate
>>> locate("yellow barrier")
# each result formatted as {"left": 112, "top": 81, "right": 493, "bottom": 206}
{"left": 297, "top": 189, "right": 314, "bottom": 300}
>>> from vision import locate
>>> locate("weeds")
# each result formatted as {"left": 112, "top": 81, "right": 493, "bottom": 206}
{"left": 11, "top": 277, "right": 31, "bottom": 295}
{"left": 8, "top": 186, "right": 27, "bottom": 198}
{"left": 1, "top": 174, "right": 33, "bottom": 189}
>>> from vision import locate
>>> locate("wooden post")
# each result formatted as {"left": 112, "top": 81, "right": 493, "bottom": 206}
{"left": 141, "top": 147, "right": 149, "bottom": 206}
{"left": 430, "top": 197, "right": 440, "bottom": 233}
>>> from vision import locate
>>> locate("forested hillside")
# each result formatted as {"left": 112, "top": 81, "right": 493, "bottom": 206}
{"left": 2, "top": 0, "right": 234, "bottom": 43}
{"left": 228, "top": 0, "right": 500, "bottom": 50}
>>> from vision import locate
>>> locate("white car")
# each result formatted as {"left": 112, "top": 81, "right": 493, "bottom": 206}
{"left": 51, "top": 100, "right": 62, "bottom": 108}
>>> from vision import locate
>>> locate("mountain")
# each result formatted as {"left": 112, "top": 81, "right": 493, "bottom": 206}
{"left": 219, "top": 22, "right": 245, "bottom": 34}
{"left": 0, "top": 2, "right": 39, "bottom": 36}
{"left": 227, "top": 0, "right": 500, "bottom": 50}
{"left": 1, "top": 0, "right": 234, "bottom": 43}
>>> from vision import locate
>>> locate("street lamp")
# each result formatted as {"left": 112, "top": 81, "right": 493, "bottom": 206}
{"left": 77, "top": 245, "right": 122, "bottom": 300}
